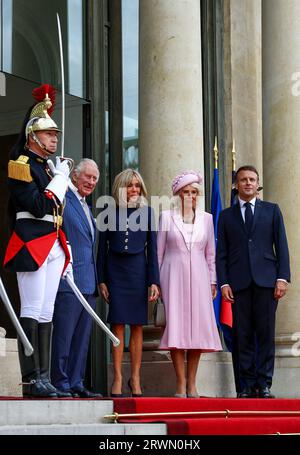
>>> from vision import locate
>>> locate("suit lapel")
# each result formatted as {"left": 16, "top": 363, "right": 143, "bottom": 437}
{"left": 171, "top": 208, "right": 204, "bottom": 250}
{"left": 233, "top": 198, "right": 261, "bottom": 235}
{"left": 190, "top": 209, "right": 204, "bottom": 247}
{"left": 68, "top": 191, "right": 94, "bottom": 240}
{"left": 233, "top": 202, "right": 247, "bottom": 235}
{"left": 251, "top": 198, "right": 262, "bottom": 234}
{"left": 171, "top": 209, "right": 190, "bottom": 248}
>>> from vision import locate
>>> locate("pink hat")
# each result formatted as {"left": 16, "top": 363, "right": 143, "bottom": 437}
{"left": 172, "top": 170, "right": 203, "bottom": 195}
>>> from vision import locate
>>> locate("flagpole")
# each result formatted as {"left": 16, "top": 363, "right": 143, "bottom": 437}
{"left": 232, "top": 139, "right": 236, "bottom": 172}
{"left": 213, "top": 136, "right": 219, "bottom": 169}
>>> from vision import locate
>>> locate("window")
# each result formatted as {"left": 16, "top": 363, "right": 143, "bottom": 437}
{"left": 122, "top": 0, "right": 139, "bottom": 169}
{"left": 1, "top": 0, "right": 86, "bottom": 98}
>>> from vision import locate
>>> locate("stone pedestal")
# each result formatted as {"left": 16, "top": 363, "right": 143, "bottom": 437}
{"left": 262, "top": 0, "right": 300, "bottom": 393}
{"left": 0, "top": 338, "right": 21, "bottom": 396}
{"left": 107, "top": 349, "right": 300, "bottom": 398}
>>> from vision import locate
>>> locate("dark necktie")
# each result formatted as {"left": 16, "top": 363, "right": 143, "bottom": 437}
{"left": 244, "top": 202, "right": 253, "bottom": 233}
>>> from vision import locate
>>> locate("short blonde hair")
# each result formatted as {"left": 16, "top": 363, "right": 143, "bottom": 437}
{"left": 112, "top": 169, "right": 148, "bottom": 206}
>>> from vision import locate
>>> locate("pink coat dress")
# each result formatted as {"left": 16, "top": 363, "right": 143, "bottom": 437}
{"left": 157, "top": 209, "right": 222, "bottom": 351}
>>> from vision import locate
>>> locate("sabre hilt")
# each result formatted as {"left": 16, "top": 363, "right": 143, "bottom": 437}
{"left": 60, "top": 157, "right": 74, "bottom": 173}
{"left": 47, "top": 156, "right": 74, "bottom": 175}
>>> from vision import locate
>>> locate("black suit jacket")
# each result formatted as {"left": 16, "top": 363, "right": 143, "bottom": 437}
{"left": 216, "top": 199, "right": 290, "bottom": 292}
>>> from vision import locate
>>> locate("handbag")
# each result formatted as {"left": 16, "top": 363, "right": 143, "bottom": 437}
{"left": 153, "top": 297, "right": 166, "bottom": 327}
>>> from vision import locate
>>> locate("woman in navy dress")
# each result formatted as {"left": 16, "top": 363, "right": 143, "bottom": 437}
{"left": 97, "top": 169, "right": 160, "bottom": 397}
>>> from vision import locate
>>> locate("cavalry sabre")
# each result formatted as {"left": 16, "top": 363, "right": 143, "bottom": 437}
{"left": 0, "top": 276, "right": 34, "bottom": 356}
{"left": 65, "top": 274, "right": 120, "bottom": 346}
{"left": 56, "top": 13, "right": 65, "bottom": 158}
{"left": 54, "top": 13, "right": 74, "bottom": 170}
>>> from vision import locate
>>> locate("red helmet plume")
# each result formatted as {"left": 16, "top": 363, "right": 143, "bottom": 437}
{"left": 32, "top": 84, "right": 56, "bottom": 116}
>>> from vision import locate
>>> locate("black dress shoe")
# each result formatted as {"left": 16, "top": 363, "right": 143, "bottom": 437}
{"left": 54, "top": 388, "right": 74, "bottom": 398}
{"left": 258, "top": 386, "right": 275, "bottom": 398}
{"left": 71, "top": 387, "right": 103, "bottom": 398}
{"left": 110, "top": 393, "right": 124, "bottom": 398}
{"left": 237, "top": 387, "right": 256, "bottom": 398}
{"left": 22, "top": 379, "right": 57, "bottom": 398}
{"left": 42, "top": 380, "right": 73, "bottom": 398}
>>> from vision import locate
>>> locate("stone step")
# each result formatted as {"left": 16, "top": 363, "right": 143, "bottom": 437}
{"left": 0, "top": 399, "right": 113, "bottom": 426}
{"left": 0, "top": 423, "right": 167, "bottom": 435}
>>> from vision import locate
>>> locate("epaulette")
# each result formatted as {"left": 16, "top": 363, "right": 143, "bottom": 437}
{"left": 8, "top": 155, "right": 33, "bottom": 182}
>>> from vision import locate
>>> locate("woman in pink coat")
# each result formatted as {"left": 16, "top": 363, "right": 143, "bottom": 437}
{"left": 157, "top": 171, "right": 222, "bottom": 397}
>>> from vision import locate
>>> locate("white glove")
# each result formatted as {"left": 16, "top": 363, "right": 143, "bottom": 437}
{"left": 47, "top": 157, "right": 70, "bottom": 179}
{"left": 62, "top": 242, "right": 73, "bottom": 280}
{"left": 45, "top": 158, "right": 70, "bottom": 203}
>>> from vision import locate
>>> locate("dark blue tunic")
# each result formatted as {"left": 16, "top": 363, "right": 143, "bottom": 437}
{"left": 97, "top": 206, "right": 160, "bottom": 325}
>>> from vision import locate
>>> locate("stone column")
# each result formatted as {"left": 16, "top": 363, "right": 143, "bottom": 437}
{"left": 262, "top": 0, "right": 300, "bottom": 396}
{"left": 139, "top": 0, "right": 204, "bottom": 203}
{"left": 223, "top": 0, "right": 262, "bottom": 199}
{"left": 137, "top": 0, "right": 205, "bottom": 395}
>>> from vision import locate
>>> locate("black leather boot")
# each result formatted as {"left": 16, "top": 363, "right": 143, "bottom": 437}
{"left": 18, "top": 317, "right": 57, "bottom": 398}
{"left": 39, "top": 322, "right": 71, "bottom": 398}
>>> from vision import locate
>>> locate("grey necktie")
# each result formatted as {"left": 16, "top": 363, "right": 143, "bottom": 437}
{"left": 80, "top": 198, "right": 94, "bottom": 239}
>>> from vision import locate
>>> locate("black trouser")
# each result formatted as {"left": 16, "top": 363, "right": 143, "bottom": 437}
{"left": 232, "top": 282, "right": 277, "bottom": 390}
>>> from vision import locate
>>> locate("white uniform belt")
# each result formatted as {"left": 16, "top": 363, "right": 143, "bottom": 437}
{"left": 16, "top": 212, "right": 55, "bottom": 223}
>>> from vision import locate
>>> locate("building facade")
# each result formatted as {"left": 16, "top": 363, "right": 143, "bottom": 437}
{"left": 1, "top": 0, "right": 299, "bottom": 397}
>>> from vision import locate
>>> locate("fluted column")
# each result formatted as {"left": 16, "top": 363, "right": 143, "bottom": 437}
{"left": 139, "top": 0, "right": 204, "bottom": 202}
{"left": 226, "top": 0, "right": 262, "bottom": 177}
{"left": 262, "top": 0, "right": 300, "bottom": 395}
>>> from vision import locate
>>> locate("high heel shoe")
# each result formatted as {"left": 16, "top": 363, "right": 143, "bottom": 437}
{"left": 128, "top": 379, "right": 143, "bottom": 397}
{"left": 110, "top": 393, "right": 124, "bottom": 398}
{"left": 110, "top": 381, "right": 123, "bottom": 397}
{"left": 174, "top": 393, "right": 187, "bottom": 398}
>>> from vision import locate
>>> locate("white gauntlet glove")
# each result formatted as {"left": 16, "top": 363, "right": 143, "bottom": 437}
{"left": 47, "top": 157, "right": 70, "bottom": 179}
{"left": 45, "top": 157, "right": 71, "bottom": 203}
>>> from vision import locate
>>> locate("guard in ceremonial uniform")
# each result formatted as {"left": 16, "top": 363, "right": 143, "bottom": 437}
{"left": 3, "top": 84, "right": 72, "bottom": 398}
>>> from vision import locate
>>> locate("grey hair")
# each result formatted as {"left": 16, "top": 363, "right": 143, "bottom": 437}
{"left": 73, "top": 158, "right": 99, "bottom": 181}
{"left": 172, "top": 182, "right": 202, "bottom": 209}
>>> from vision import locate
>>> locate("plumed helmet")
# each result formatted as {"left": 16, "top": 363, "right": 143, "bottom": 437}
{"left": 25, "top": 84, "right": 61, "bottom": 138}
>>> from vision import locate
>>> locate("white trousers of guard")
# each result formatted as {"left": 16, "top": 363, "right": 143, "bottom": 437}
{"left": 17, "top": 239, "right": 65, "bottom": 323}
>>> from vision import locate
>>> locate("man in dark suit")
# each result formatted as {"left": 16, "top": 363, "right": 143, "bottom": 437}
{"left": 51, "top": 158, "right": 102, "bottom": 398}
{"left": 216, "top": 165, "right": 290, "bottom": 398}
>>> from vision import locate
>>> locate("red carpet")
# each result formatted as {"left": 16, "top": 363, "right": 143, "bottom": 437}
{"left": 112, "top": 397, "right": 300, "bottom": 435}
{"left": 2, "top": 396, "right": 300, "bottom": 435}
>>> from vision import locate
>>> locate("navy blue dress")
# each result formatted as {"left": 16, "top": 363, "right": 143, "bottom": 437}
{"left": 96, "top": 206, "right": 160, "bottom": 325}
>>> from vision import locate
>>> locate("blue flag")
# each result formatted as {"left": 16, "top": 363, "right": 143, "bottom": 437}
{"left": 211, "top": 168, "right": 233, "bottom": 351}
{"left": 211, "top": 168, "right": 222, "bottom": 326}
{"left": 211, "top": 168, "right": 222, "bottom": 234}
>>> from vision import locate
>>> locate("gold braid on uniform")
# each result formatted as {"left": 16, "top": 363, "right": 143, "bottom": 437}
{"left": 51, "top": 195, "right": 65, "bottom": 236}
{"left": 8, "top": 155, "right": 33, "bottom": 183}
